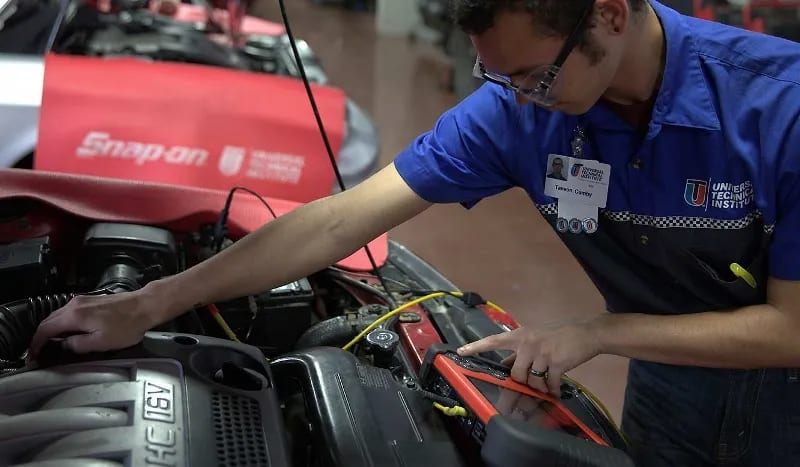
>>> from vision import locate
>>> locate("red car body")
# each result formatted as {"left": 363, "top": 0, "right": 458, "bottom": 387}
{"left": 2, "top": 167, "right": 384, "bottom": 270}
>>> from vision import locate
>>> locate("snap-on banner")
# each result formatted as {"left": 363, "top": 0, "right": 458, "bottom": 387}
{"left": 35, "top": 53, "right": 345, "bottom": 204}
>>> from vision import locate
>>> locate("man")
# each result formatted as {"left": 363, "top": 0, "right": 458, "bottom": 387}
{"left": 546, "top": 156, "right": 567, "bottom": 180}
{"left": 28, "top": 0, "right": 800, "bottom": 465}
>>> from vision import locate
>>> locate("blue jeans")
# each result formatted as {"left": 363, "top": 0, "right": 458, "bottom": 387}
{"left": 621, "top": 359, "right": 800, "bottom": 467}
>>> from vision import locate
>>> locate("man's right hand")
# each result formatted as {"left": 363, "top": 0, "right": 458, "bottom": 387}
{"left": 28, "top": 285, "right": 164, "bottom": 358}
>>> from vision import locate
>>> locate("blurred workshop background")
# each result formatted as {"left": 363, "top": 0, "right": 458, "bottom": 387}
{"left": 246, "top": 0, "right": 800, "bottom": 423}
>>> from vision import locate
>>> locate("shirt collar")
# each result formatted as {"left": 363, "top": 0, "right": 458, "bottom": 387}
{"left": 584, "top": 0, "right": 721, "bottom": 131}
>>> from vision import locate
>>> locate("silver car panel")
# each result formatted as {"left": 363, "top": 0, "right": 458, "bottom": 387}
{"left": 0, "top": 55, "right": 43, "bottom": 167}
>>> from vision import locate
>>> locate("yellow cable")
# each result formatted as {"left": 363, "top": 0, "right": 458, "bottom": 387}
{"left": 485, "top": 301, "right": 507, "bottom": 314}
{"left": 342, "top": 292, "right": 448, "bottom": 351}
{"left": 562, "top": 374, "right": 628, "bottom": 445}
{"left": 341, "top": 290, "right": 510, "bottom": 351}
{"left": 208, "top": 304, "right": 242, "bottom": 343}
{"left": 212, "top": 312, "right": 241, "bottom": 343}
{"left": 433, "top": 402, "right": 468, "bottom": 417}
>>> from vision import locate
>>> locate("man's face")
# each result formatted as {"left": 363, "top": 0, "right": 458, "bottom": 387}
{"left": 552, "top": 158, "right": 563, "bottom": 172}
{"left": 470, "top": 0, "right": 629, "bottom": 114}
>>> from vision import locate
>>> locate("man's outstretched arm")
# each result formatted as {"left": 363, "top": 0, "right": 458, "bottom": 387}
{"left": 30, "top": 162, "right": 432, "bottom": 356}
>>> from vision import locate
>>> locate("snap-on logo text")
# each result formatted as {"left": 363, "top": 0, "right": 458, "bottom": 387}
{"left": 76, "top": 131, "right": 209, "bottom": 167}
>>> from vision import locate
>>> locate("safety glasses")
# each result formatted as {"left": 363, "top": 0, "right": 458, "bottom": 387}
{"left": 472, "top": 0, "right": 597, "bottom": 107}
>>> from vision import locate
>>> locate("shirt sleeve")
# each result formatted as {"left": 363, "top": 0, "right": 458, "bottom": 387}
{"left": 769, "top": 118, "right": 800, "bottom": 280}
{"left": 393, "top": 84, "right": 520, "bottom": 208}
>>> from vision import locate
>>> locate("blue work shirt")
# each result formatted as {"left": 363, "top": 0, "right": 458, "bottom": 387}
{"left": 393, "top": 0, "right": 800, "bottom": 314}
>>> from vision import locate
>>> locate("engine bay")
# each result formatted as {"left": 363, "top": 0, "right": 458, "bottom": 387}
{"left": 0, "top": 197, "right": 406, "bottom": 366}
{"left": 49, "top": 0, "right": 328, "bottom": 84}
{"left": 0, "top": 194, "right": 504, "bottom": 466}
{"left": 0, "top": 176, "right": 633, "bottom": 467}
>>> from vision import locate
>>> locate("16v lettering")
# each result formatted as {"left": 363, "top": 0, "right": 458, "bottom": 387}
{"left": 143, "top": 381, "right": 175, "bottom": 423}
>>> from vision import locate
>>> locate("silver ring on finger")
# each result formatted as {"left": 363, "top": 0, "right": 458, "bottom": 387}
{"left": 529, "top": 367, "right": 548, "bottom": 378}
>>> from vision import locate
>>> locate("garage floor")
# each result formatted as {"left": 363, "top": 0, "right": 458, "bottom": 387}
{"left": 251, "top": 0, "right": 630, "bottom": 422}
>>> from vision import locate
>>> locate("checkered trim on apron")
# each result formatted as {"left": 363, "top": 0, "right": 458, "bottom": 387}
{"left": 535, "top": 203, "right": 775, "bottom": 233}
{"left": 536, "top": 202, "right": 558, "bottom": 216}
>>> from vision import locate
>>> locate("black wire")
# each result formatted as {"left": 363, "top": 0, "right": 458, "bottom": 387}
{"left": 416, "top": 388, "right": 461, "bottom": 408}
{"left": 327, "top": 269, "right": 483, "bottom": 310}
{"left": 229, "top": 185, "right": 279, "bottom": 219}
{"left": 214, "top": 185, "right": 278, "bottom": 252}
{"left": 326, "top": 270, "right": 394, "bottom": 305}
{"left": 327, "top": 266, "right": 412, "bottom": 290}
{"left": 276, "top": 0, "right": 396, "bottom": 308}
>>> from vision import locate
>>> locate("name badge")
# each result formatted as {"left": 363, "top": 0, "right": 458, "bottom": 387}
{"left": 543, "top": 154, "right": 610, "bottom": 208}
{"left": 543, "top": 153, "right": 610, "bottom": 234}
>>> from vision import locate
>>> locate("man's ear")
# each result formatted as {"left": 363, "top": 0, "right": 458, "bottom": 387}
{"left": 595, "top": 0, "right": 631, "bottom": 35}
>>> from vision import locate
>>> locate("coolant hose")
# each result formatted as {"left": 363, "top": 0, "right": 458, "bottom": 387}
{"left": 0, "top": 260, "right": 145, "bottom": 361}
{"left": 0, "top": 293, "right": 75, "bottom": 361}
{"left": 296, "top": 304, "right": 390, "bottom": 350}
{"left": 295, "top": 316, "right": 362, "bottom": 350}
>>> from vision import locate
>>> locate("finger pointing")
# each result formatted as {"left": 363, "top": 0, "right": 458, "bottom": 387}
{"left": 457, "top": 331, "right": 515, "bottom": 356}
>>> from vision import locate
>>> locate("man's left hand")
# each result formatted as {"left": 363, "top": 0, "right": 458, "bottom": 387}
{"left": 457, "top": 319, "right": 602, "bottom": 396}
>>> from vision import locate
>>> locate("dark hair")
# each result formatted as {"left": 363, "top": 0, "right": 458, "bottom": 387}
{"left": 451, "top": 0, "right": 645, "bottom": 62}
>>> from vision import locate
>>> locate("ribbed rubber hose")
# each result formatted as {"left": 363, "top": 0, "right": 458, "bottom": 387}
{"left": 0, "top": 294, "right": 75, "bottom": 361}
{"left": 296, "top": 303, "right": 391, "bottom": 350}
{"left": 294, "top": 316, "right": 362, "bottom": 350}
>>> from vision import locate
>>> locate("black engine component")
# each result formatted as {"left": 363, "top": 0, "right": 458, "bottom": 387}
{"left": 0, "top": 293, "right": 74, "bottom": 363}
{"left": 0, "top": 0, "right": 63, "bottom": 55}
{"left": 79, "top": 222, "right": 178, "bottom": 290}
{"left": 481, "top": 417, "right": 634, "bottom": 467}
{"left": 214, "top": 278, "right": 316, "bottom": 357}
{"left": 51, "top": 2, "right": 331, "bottom": 84}
{"left": 294, "top": 304, "right": 387, "bottom": 350}
{"left": 0, "top": 223, "right": 179, "bottom": 362}
{"left": 0, "top": 236, "right": 57, "bottom": 304}
{"left": 364, "top": 329, "right": 400, "bottom": 368}
{"left": 271, "top": 347, "right": 477, "bottom": 467}
{"left": 87, "top": 10, "right": 252, "bottom": 70}
{"left": 0, "top": 332, "right": 291, "bottom": 467}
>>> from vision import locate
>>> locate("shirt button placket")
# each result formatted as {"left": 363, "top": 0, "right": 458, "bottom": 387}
{"left": 630, "top": 141, "right": 652, "bottom": 249}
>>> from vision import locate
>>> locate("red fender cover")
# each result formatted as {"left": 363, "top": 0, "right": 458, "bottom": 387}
{"left": 35, "top": 53, "right": 345, "bottom": 204}
{"left": 0, "top": 168, "right": 388, "bottom": 271}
